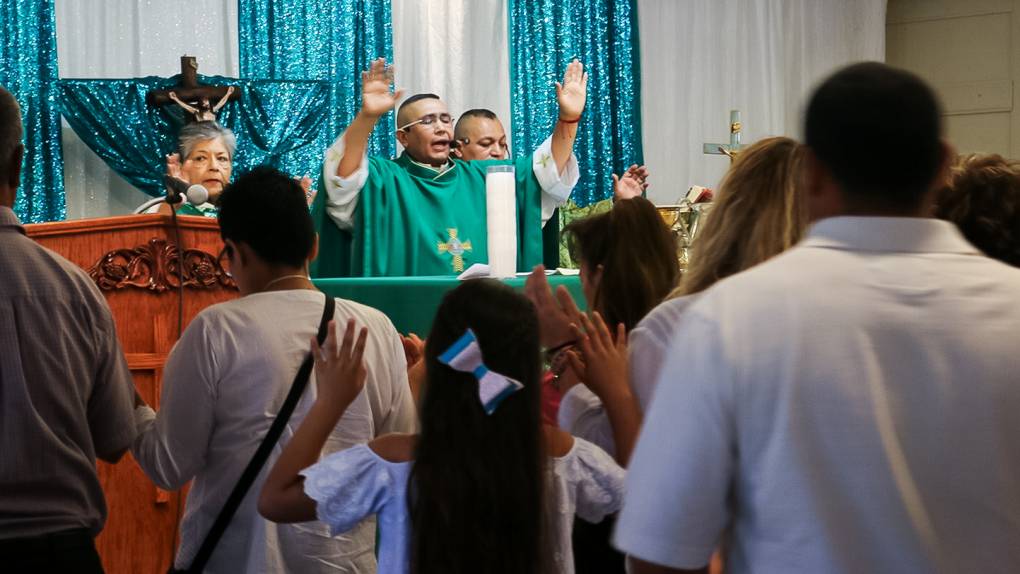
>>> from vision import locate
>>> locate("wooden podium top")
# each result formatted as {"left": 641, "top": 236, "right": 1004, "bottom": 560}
{"left": 24, "top": 213, "right": 220, "bottom": 238}
{"left": 25, "top": 214, "right": 232, "bottom": 294}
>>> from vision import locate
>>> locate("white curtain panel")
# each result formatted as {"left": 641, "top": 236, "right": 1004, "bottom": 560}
{"left": 55, "top": 0, "right": 239, "bottom": 219}
{"left": 638, "top": 0, "right": 887, "bottom": 204}
{"left": 392, "top": 0, "right": 512, "bottom": 153}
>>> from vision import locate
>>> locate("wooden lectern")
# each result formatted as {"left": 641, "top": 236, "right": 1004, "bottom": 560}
{"left": 25, "top": 214, "right": 238, "bottom": 574}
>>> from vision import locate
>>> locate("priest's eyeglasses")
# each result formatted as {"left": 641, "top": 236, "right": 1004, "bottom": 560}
{"left": 398, "top": 113, "right": 455, "bottom": 132}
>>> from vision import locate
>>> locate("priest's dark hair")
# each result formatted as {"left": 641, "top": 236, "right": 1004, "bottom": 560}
{"left": 410, "top": 279, "right": 548, "bottom": 574}
{"left": 564, "top": 196, "right": 680, "bottom": 331}
{"left": 397, "top": 93, "right": 441, "bottom": 127}
{"left": 805, "top": 62, "right": 945, "bottom": 211}
{"left": 217, "top": 166, "right": 315, "bottom": 269}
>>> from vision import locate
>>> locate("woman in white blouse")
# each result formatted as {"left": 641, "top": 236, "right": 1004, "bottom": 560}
{"left": 257, "top": 279, "right": 639, "bottom": 574}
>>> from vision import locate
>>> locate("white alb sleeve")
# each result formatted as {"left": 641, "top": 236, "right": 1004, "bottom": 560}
{"left": 531, "top": 135, "right": 580, "bottom": 225}
{"left": 322, "top": 130, "right": 370, "bottom": 231}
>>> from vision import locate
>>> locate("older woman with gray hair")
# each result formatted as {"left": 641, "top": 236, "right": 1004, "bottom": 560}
{"left": 152, "top": 121, "right": 315, "bottom": 217}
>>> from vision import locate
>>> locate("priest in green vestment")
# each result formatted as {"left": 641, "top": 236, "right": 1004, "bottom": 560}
{"left": 311, "top": 58, "right": 587, "bottom": 277}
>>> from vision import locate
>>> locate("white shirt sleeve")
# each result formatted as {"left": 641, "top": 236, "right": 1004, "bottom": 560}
{"left": 613, "top": 308, "right": 735, "bottom": 569}
{"left": 379, "top": 321, "right": 418, "bottom": 435}
{"left": 322, "top": 130, "right": 371, "bottom": 231}
{"left": 531, "top": 135, "right": 580, "bottom": 225}
{"left": 131, "top": 315, "right": 218, "bottom": 491}
{"left": 557, "top": 384, "right": 616, "bottom": 458}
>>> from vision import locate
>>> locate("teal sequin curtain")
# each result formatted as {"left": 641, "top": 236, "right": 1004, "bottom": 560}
{"left": 509, "top": 0, "right": 643, "bottom": 208}
{"left": 1, "top": 0, "right": 64, "bottom": 222}
{"left": 57, "top": 76, "right": 332, "bottom": 197}
{"left": 239, "top": 0, "right": 396, "bottom": 161}
{"left": 240, "top": 0, "right": 395, "bottom": 279}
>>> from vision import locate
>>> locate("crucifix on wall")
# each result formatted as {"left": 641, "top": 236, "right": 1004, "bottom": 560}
{"left": 146, "top": 56, "right": 241, "bottom": 123}
{"left": 703, "top": 109, "right": 744, "bottom": 161}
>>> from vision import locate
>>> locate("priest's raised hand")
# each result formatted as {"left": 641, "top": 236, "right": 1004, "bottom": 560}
{"left": 551, "top": 59, "right": 589, "bottom": 173}
{"left": 360, "top": 57, "right": 404, "bottom": 119}
{"left": 556, "top": 58, "right": 589, "bottom": 122}
{"left": 336, "top": 58, "right": 404, "bottom": 180}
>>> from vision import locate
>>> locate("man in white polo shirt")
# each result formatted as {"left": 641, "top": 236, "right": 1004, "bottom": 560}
{"left": 615, "top": 62, "right": 1020, "bottom": 574}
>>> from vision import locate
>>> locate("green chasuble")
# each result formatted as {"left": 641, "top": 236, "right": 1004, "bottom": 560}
{"left": 311, "top": 152, "right": 545, "bottom": 278}
{"left": 176, "top": 202, "right": 218, "bottom": 218}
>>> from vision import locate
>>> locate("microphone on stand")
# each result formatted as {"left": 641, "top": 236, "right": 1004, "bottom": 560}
{"left": 163, "top": 175, "right": 210, "bottom": 206}
{"left": 133, "top": 176, "right": 211, "bottom": 214}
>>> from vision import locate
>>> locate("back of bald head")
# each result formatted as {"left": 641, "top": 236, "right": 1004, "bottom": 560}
{"left": 0, "top": 86, "right": 23, "bottom": 185}
{"left": 397, "top": 93, "right": 440, "bottom": 127}
{"left": 454, "top": 108, "right": 499, "bottom": 140}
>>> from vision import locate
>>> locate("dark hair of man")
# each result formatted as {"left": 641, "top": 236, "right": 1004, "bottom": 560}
{"left": 454, "top": 108, "right": 498, "bottom": 140}
{"left": 0, "top": 86, "right": 23, "bottom": 184}
{"left": 564, "top": 196, "right": 681, "bottom": 331}
{"left": 410, "top": 279, "right": 547, "bottom": 574}
{"left": 805, "top": 62, "right": 944, "bottom": 211}
{"left": 936, "top": 153, "right": 1020, "bottom": 267}
{"left": 397, "top": 93, "right": 441, "bottom": 128}
{"left": 217, "top": 166, "right": 315, "bottom": 269}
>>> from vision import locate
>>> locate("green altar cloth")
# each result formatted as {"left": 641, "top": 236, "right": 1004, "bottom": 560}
{"left": 313, "top": 275, "right": 586, "bottom": 336}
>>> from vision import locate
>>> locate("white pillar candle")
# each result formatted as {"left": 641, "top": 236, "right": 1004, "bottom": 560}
{"left": 485, "top": 165, "right": 517, "bottom": 278}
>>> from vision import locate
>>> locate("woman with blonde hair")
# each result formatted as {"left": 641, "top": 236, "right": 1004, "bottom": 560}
{"left": 559, "top": 136, "right": 808, "bottom": 455}
{"left": 674, "top": 136, "right": 807, "bottom": 297}
{"left": 628, "top": 137, "right": 807, "bottom": 407}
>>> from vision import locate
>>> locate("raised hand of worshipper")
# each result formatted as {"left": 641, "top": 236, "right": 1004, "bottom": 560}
{"left": 567, "top": 311, "right": 641, "bottom": 464}
{"left": 613, "top": 164, "right": 649, "bottom": 200}
{"left": 567, "top": 312, "right": 629, "bottom": 402}
{"left": 360, "top": 58, "right": 404, "bottom": 119}
{"left": 400, "top": 332, "right": 427, "bottom": 403}
{"left": 525, "top": 264, "right": 584, "bottom": 349}
{"left": 258, "top": 318, "right": 371, "bottom": 524}
{"left": 556, "top": 59, "right": 589, "bottom": 122}
{"left": 311, "top": 319, "right": 369, "bottom": 412}
{"left": 165, "top": 152, "right": 183, "bottom": 179}
{"left": 400, "top": 333, "right": 425, "bottom": 367}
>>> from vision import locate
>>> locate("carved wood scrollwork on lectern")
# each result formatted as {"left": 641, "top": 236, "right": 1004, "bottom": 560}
{"left": 88, "top": 237, "right": 236, "bottom": 291}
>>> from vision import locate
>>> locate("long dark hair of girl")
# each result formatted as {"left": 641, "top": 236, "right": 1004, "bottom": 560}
{"left": 409, "top": 279, "right": 546, "bottom": 574}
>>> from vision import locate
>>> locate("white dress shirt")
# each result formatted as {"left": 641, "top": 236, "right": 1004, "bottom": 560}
{"left": 616, "top": 216, "right": 1020, "bottom": 574}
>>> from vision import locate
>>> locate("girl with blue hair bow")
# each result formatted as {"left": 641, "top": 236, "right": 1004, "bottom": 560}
{"left": 258, "top": 279, "right": 640, "bottom": 574}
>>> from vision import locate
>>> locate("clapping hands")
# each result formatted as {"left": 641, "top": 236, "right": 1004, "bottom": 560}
{"left": 567, "top": 312, "right": 629, "bottom": 400}
{"left": 525, "top": 265, "right": 584, "bottom": 349}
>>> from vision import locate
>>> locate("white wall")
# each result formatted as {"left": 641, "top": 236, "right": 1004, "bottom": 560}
{"left": 886, "top": 0, "right": 1020, "bottom": 157}
{"left": 638, "top": 0, "right": 887, "bottom": 205}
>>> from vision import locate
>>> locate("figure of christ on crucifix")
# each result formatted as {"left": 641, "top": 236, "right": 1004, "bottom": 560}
{"left": 147, "top": 56, "right": 241, "bottom": 123}
{"left": 703, "top": 109, "right": 744, "bottom": 161}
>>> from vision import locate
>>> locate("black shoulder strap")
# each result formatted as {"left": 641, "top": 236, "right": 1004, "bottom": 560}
{"left": 182, "top": 294, "right": 335, "bottom": 573}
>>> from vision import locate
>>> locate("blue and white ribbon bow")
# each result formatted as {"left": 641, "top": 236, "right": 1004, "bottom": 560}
{"left": 438, "top": 329, "right": 524, "bottom": 415}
